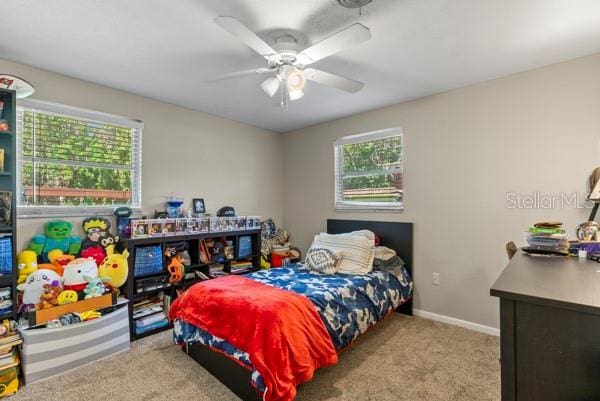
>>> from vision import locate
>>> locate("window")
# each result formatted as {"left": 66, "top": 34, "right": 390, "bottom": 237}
{"left": 16, "top": 99, "right": 142, "bottom": 217}
{"left": 334, "top": 128, "right": 403, "bottom": 211}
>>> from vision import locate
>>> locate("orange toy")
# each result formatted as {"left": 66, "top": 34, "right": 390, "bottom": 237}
{"left": 41, "top": 249, "right": 76, "bottom": 276}
{"left": 167, "top": 255, "right": 184, "bottom": 283}
{"left": 36, "top": 283, "right": 62, "bottom": 310}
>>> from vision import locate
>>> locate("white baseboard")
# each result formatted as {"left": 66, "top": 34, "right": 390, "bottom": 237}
{"left": 413, "top": 309, "right": 500, "bottom": 337}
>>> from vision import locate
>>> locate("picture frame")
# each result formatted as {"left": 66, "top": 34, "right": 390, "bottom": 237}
{"left": 192, "top": 198, "right": 205, "bottom": 214}
{"left": 238, "top": 235, "right": 253, "bottom": 259}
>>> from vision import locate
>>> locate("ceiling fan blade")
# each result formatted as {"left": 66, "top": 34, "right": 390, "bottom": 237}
{"left": 206, "top": 68, "right": 273, "bottom": 83}
{"left": 215, "top": 16, "right": 281, "bottom": 63}
{"left": 296, "top": 23, "right": 371, "bottom": 66}
{"left": 304, "top": 68, "right": 364, "bottom": 93}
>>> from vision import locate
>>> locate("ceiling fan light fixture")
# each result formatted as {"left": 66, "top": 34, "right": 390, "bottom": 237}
{"left": 261, "top": 76, "right": 281, "bottom": 97}
{"left": 336, "top": 0, "right": 372, "bottom": 8}
{"left": 286, "top": 68, "right": 306, "bottom": 92}
{"left": 288, "top": 89, "right": 304, "bottom": 101}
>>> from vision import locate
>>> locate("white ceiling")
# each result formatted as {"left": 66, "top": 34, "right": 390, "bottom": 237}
{"left": 2, "top": 0, "right": 600, "bottom": 132}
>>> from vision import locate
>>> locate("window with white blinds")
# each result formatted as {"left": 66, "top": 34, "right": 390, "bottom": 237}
{"left": 16, "top": 99, "right": 142, "bottom": 217}
{"left": 334, "top": 128, "right": 403, "bottom": 211}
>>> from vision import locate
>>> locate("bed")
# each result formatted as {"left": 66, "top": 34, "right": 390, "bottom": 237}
{"left": 171, "top": 219, "right": 413, "bottom": 401}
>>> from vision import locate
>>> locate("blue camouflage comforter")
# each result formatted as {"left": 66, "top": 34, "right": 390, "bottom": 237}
{"left": 173, "top": 263, "right": 412, "bottom": 394}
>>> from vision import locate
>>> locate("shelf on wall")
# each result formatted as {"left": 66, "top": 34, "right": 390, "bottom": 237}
{"left": 123, "top": 228, "right": 262, "bottom": 341}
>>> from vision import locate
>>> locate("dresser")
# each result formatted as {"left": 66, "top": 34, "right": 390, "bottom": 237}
{"left": 491, "top": 252, "right": 600, "bottom": 401}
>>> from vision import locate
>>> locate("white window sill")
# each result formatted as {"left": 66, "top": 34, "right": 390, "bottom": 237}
{"left": 335, "top": 203, "right": 404, "bottom": 212}
{"left": 17, "top": 206, "right": 143, "bottom": 219}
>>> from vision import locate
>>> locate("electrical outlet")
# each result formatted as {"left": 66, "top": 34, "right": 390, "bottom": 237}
{"left": 432, "top": 272, "right": 441, "bottom": 285}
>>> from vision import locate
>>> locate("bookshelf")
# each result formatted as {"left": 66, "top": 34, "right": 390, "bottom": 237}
{"left": 0, "top": 89, "right": 16, "bottom": 321}
{"left": 121, "top": 228, "right": 262, "bottom": 341}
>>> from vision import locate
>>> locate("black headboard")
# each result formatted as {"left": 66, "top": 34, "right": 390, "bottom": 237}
{"left": 327, "top": 219, "right": 414, "bottom": 315}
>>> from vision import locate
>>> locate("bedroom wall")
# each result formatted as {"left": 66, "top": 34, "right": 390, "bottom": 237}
{"left": 0, "top": 58, "right": 283, "bottom": 251}
{"left": 282, "top": 52, "right": 600, "bottom": 329}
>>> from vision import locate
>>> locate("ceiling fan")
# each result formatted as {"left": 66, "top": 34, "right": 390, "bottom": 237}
{"left": 211, "top": 16, "right": 372, "bottom": 107}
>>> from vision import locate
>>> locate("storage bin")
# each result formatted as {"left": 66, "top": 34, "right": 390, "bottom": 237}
{"left": 19, "top": 303, "right": 130, "bottom": 384}
{"left": 0, "top": 236, "right": 11, "bottom": 274}
{"left": 134, "top": 245, "right": 163, "bottom": 277}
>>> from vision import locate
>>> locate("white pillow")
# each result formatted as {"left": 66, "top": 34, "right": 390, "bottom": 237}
{"left": 321, "top": 229, "right": 376, "bottom": 246}
{"left": 374, "top": 246, "right": 397, "bottom": 261}
{"left": 313, "top": 233, "right": 375, "bottom": 274}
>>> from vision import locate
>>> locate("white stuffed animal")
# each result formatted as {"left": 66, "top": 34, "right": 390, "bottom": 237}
{"left": 17, "top": 269, "right": 62, "bottom": 305}
{"left": 63, "top": 258, "right": 98, "bottom": 292}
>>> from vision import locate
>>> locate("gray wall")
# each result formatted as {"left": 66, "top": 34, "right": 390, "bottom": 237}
{"left": 0, "top": 58, "right": 283, "bottom": 251}
{"left": 282, "top": 53, "right": 600, "bottom": 328}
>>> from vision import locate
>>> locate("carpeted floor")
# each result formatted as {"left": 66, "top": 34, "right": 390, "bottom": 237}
{"left": 12, "top": 315, "right": 500, "bottom": 401}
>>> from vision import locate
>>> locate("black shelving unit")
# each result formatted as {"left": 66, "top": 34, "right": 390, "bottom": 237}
{"left": 0, "top": 89, "right": 16, "bottom": 321}
{"left": 121, "top": 228, "right": 261, "bottom": 341}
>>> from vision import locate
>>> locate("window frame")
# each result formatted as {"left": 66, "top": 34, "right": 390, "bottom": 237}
{"left": 334, "top": 127, "right": 404, "bottom": 212}
{"left": 16, "top": 98, "right": 143, "bottom": 218}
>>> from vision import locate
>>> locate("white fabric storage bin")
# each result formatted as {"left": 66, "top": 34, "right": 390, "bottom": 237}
{"left": 19, "top": 304, "right": 130, "bottom": 384}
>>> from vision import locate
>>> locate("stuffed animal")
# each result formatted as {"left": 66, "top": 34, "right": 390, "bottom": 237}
{"left": 63, "top": 258, "right": 98, "bottom": 292}
{"left": 81, "top": 245, "right": 106, "bottom": 267}
{"left": 17, "top": 250, "right": 38, "bottom": 285}
{"left": 166, "top": 254, "right": 184, "bottom": 283}
{"left": 79, "top": 310, "right": 101, "bottom": 321}
{"left": 81, "top": 217, "right": 119, "bottom": 253}
{"left": 57, "top": 290, "right": 78, "bottom": 305}
{"left": 29, "top": 221, "right": 81, "bottom": 262}
{"left": 37, "top": 282, "right": 62, "bottom": 310}
{"left": 16, "top": 269, "right": 62, "bottom": 306}
{"left": 98, "top": 248, "right": 129, "bottom": 289}
{"left": 83, "top": 276, "right": 110, "bottom": 299}
{"left": 42, "top": 249, "right": 76, "bottom": 276}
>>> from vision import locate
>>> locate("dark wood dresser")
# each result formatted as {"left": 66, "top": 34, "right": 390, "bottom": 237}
{"left": 491, "top": 252, "right": 600, "bottom": 401}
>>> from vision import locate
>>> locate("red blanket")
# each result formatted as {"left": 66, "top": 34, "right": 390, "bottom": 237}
{"left": 169, "top": 275, "right": 338, "bottom": 401}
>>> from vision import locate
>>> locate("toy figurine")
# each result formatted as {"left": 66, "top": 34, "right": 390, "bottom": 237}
{"left": 17, "top": 250, "right": 38, "bottom": 285}
{"left": 83, "top": 276, "right": 110, "bottom": 299}
{"left": 16, "top": 269, "right": 62, "bottom": 306}
{"left": 29, "top": 221, "right": 81, "bottom": 262}
{"left": 166, "top": 254, "right": 184, "bottom": 283}
{"left": 98, "top": 248, "right": 129, "bottom": 290}
{"left": 81, "top": 217, "right": 119, "bottom": 253}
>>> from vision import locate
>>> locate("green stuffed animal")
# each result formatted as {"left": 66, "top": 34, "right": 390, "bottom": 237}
{"left": 29, "top": 220, "right": 82, "bottom": 262}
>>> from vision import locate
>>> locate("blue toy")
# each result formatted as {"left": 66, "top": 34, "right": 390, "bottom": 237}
{"left": 29, "top": 220, "right": 82, "bottom": 262}
{"left": 83, "top": 275, "right": 110, "bottom": 299}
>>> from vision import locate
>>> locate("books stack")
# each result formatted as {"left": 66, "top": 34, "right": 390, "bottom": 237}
{"left": 133, "top": 295, "right": 170, "bottom": 334}
{"left": 523, "top": 222, "right": 569, "bottom": 256}
{"left": 0, "top": 327, "right": 22, "bottom": 397}
{"left": 209, "top": 264, "right": 227, "bottom": 277}
{"left": 230, "top": 260, "right": 253, "bottom": 274}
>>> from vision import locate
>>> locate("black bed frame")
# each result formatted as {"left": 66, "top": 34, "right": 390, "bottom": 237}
{"left": 181, "top": 219, "right": 414, "bottom": 401}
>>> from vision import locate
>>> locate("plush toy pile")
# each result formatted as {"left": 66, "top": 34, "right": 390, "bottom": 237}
{"left": 260, "top": 218, "right": 301, "bottom": 267}
{"left": 17, "top": 218, "right": 129, "bottom": 314}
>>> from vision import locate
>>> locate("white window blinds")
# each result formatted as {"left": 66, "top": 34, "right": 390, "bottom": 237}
{"left": 334, "top": 127, "right": 403, "bottom": 211}
{"left": 16, "top": 99, "right": 142, "bottom": 217}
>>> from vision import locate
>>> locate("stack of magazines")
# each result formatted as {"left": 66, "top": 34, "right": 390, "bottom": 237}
{"left": 523, "top": 222, "right": 569, "bottom": 256}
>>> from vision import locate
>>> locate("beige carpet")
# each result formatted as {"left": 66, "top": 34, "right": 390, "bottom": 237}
{"left": 12, "top": 315, "right": 500, "bottom": 401}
